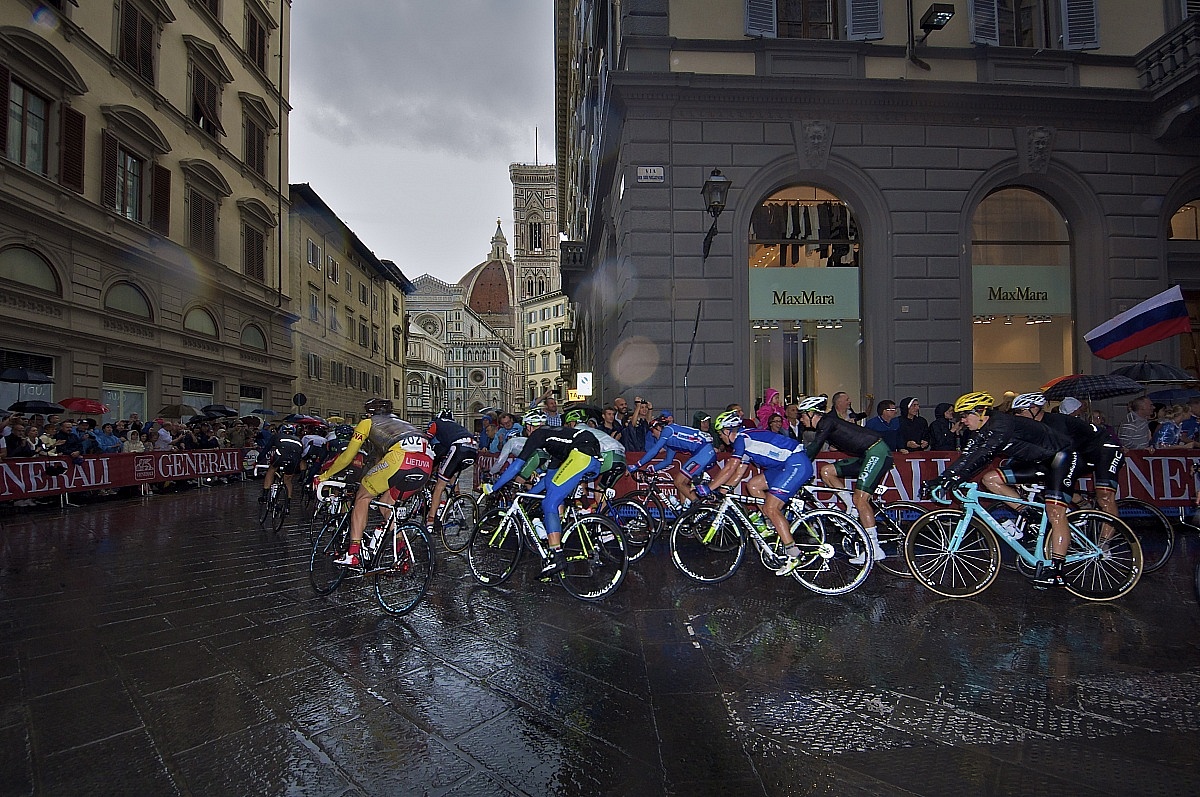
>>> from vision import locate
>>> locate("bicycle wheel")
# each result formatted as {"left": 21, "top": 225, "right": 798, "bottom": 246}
{"left": 607, "top": 497, "right": 655, "bottom": 562}
{"left": 874, "top": 500, "right": 926, "bottom": 578}
{"left": 1059, "top": 509, "right": 1142, "bottom": 601}
{"left": 669, "top": 504, "right": 746, "bottom": 583}
{"left": 466, "top": 509, "right": 523, "bottom": 586}
{"left": 559, "top": 515, "right": 627, "bottom": 601}
{"left": 272, "top": 497, "right": 288, "bottom": 533}
{"left": 439, "top": 493, "right": 477, "bottom": 553}
{"left": 374, "top": 522, "right": 435, "bottom": 615}
{"left": 258, "top": 490, "right": 273, "bottom": 527}
{"left": 309, "top": 514, "right": 350, "bottom": 595}
{"left": 905, "top": 508, "right": 1000, "bottom": 598}
{"left": 1115, "top": 498, "right": 1173, "bottom": 574}
{"left": 789, "top": 509, "right": 873, "bottom": 595}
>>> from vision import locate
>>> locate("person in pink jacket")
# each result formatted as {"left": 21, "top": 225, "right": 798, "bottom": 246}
{"left": 756, "top": 388, "right": 785, "bottom": 430}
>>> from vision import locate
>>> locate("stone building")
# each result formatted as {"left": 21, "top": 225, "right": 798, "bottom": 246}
{"left": 555, "top": 0, "right": 1200, "bottom": 416}
{"left": 0, "top": 0, "right": 295, "bottom": 418}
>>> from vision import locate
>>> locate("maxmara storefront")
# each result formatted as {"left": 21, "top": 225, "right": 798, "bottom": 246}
{"left": 556, "top": 1, "right": 1200, "bottom": 415}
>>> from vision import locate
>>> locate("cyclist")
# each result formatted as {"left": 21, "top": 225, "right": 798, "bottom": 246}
{"left": 629, "top": 409, "right": 716, "bottom": 509}
{"left": 922, "top": 391, "right": 1076, "bottom": 588}
{"left": 317, "top": 398, "right": 435, "bottom": 569}
{"left": 563, "top": 407, "right": 625, "bottom": 506}
{"left": 482, "top": 408, "right": 602, "bottom": 577}
{"left": 1010, "top": 391, "right": 1125, "bottom": 525}
{"left": 425, "top": 409, "right": 478, "bottom": 530}
{"left": 705, "top": 409, "right": 815, "bottom": 576}
{"left": 299, "top": 424, "right": 330, "bottom": 492}
{"left": 797, "top": 394, "right": 891, "bottom": 562}
{"left": 259, "top": 422, "right": 303, "bottom": 514}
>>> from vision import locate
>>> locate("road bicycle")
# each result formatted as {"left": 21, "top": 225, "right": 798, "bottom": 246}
{"left": 309, "top": 479, "right": 436, "bottom": 615}
{"left": 467, "top": 488, "right": 627, "bottom": 601}
{"left": 258, "top": 479, "right": 290, "bottom": 533}
{"left": 305, "top": 479, "right": 354, "bottom": 541}
{"left": 389, "top": 478, "right": 478, "bottom": 553}
{"left": 905, "top": 481, "right": 1141, "bottom": 601}
{"left": 605, "top": 469, "right": 687, "bottom": 562}
{"left": 669, "top": 490, "right": 872, "bottom": 595}
{"left": 790, "top": 483, "right": 927, "bottom": 578}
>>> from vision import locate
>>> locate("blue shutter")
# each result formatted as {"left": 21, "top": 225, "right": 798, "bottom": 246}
{"left": 845, "top": 0, "right": 883, "bottom": 40}
{"left": 745, "top": 0, "right": 776, "bottom": 38}
{"left": 1061, "top": 0, "right": 1099, "bottom": 50}
{"left": 969, "top": 0, "right": 999, "bottom": 45}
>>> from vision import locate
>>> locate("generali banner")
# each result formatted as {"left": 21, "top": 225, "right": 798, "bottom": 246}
{"left": 0, "top": 450, "right": 253, "bottom": 501}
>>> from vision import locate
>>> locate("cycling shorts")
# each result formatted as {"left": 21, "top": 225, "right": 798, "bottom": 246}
{"left": 268, "top": 451, "right": 302, "bottom": 475}
{"left": 1079, "top": 442, "right": 1124, "bottom": 491}
{"left": 435, "top": 441, "right": 478, "bottom": 483}
{"left": 829, "top": 440, "right": 893, "bottom": 494}
{"left": 680, "top": 445, "right": 717, "bottom": 480}
{"left": 1001, "top": 451, "right": 1077, "bottom": 505}
{"left": 597, "top": 451, "right": 624, "bottom": 491}
{"left": 766, "top": 451, "right": 815, "bottom": 501}
{"left": 362, "top": 444, "right": 434, "bottom": 500}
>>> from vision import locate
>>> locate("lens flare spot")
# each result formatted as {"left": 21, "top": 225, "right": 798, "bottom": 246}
{"left": 610, "top": 336, "right": 660, "bottom": 387}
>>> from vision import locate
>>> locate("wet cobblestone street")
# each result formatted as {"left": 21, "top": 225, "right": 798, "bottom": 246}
{"left": 1, "top": 481, "right": 1198, "bottom": 796}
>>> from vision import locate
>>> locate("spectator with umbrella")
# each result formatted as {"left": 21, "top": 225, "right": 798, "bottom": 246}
{"left": 1119, "top": 396, "right": 1155, "bottom": 450}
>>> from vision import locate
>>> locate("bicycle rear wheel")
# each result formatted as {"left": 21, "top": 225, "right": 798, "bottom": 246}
{"left": 789, "top": 509, "right": 872, "bottom": 595}
{"left": 607, "top": 497, "right": 655, "bottom": 562}
{"left": 669, "top": 505, "right": 746, "bottom": 583}
{"left": 309, "top": 514, "right": 350, "bottom": 595}
{"left": 374, "top": 522, "right": 435, "bottom": 615}
{"left": 440, "top": 493, "right": 477, "bottom": 553}
{"left": 258, "top": 490, "right": 273, "bottom": 527}
{"left": 272, "top": 497, "right": 288, "bottom": 533}
{"left": 1059, "top": 509, "right": 1142, "bottom": 601}
{"left": 1115, "top": 498, "right": 1173, "bottom": 574}
{"left": 905, "top": 509, "right": 1000, "bottom": 598}
{"left": 466, "top": 509, "right": 523, "bottom": 586}
{"left": 560, "top": 515, "right": 627, "bottom": 601}
{"left": 874, "top": 500, "right": 926, "bottom": 578}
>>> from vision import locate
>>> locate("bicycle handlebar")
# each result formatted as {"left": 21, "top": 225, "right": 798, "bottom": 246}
{"left": 315, "top": 479, "right": 350, "bottom": 501}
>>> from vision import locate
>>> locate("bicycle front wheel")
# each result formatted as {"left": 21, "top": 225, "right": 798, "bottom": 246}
{"left": 789, "top": 509, "right": 873, "bottom": 595}
{"left": 258, "top": 492, "right": 273, "bottom": 527}
{"left": 466, "top": 509, "right": 523, "bottom": 586}
{"left": 905, "top": 509, "right": 1000, "bottom": 598}
{"left": 374, "top": 522, "right": 435, "bottom": 615}
{"left": 560, "top": 515, "right": 627, "bottom": 601}
{"left": 607, "top": 497, "right": 655, "bottom": 562}
{"left": 1115, "top": 498, "right": 1173, "bottom": 574}
{"left": 309, "top": 514, "right": 350, "bottom": 595}
{"left": 272, "top": 497, "right": 288, "bottom": 533}
{"left": 669, "top": 504, "right": 746, "bottom": 583}
{"left": 874, "top": 501, "right": 926, "bottom": 578}
{"left": 1059, "top": 509, "right": 1142, "bottom": 601}
{"left": 440, "top": 493, "right": 477, "bottom": 553}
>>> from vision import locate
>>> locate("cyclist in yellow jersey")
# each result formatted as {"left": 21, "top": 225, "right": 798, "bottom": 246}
{"left": 318, "top": 397, "right": 435, "bottom": 568}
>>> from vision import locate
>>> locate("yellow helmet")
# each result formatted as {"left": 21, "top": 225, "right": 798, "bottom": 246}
{"left": 953, "top": 391, "right": 995, "bottom": 415}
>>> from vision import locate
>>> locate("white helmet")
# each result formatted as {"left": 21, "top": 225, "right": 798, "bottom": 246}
{"left": 522, "top": 409, "right": 548, "bottom": 428}
{"left": 796, "top": 395, "right": 828, "bottom": 413}
{"left": 1011, "top": 392, "right": 1047, "bottom": 411}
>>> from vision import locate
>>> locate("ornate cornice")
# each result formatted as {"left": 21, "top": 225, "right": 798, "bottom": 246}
{"left": 103, "top": 316, "right": 155, "bottom": 338}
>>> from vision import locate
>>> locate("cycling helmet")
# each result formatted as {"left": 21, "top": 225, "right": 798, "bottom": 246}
{"left": 953, "top": 391, "right": 995, "bottom": 415}
{"left": 333, "top": 424, "right": 354, "bottom": 441}
{"left": 522, "top": 409, "right": 548, "bottom": 428}
{"left": 651, "top": 412, "right": 673, "bottom": 428}
{"left": 564, "top": 408, "right": 588, "bottom": 425}
{"left": 1010, "top": 392, "right": 1047, "bottom": 411}
{"left": 713, "top": 410, "right": 742, "bottom": 431}
{"left": 437, "top": 408, "right": 454, "bottom": 421}
{"left": 796, "top": 394, "right": 828, "bottom": 413}
{"left": 279, "top": 423, "right": 297, "bottom": 435}
{"left": 364, "top": 397, "right": 393, "bottom": 414}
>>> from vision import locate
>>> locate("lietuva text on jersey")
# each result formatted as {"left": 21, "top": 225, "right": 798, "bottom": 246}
{"left": 516, "top": 426, "right": 601, "bottom": 469}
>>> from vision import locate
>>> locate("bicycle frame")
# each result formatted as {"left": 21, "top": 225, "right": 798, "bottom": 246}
{"left": 482, "top": 491, "right": 554, "bottom": 565}
{"left": 704, "top": 492, "right": 781, "bottom": 561}
{"left": 948, "top": 482, "right": 1107, "bottom": 568}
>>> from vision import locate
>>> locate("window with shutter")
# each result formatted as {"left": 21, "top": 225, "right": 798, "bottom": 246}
{"left": 1060, "top": 0, "right": 1098, "bottom": 50}
{"left": 192, "top": 67, "right": 223, "bottom": 137}
{"left": 244, "top": 117, "right": 266, "bottom": 177}
{"left": 6, "top": 80, "right": 49, "bottom": 175}
{"left": 246, "top": 9, "right": 268, "bottom": 72}
{"left": 59, "top": 107, "right": 85, "bottom": 193}
{"left": 845, "top": 0, "right": 883, "bottom": 39}
{"left": 115, "top": 146, "right": 143, "bottom": 221}
{"left": 243, "top": 223, "right": 265, "bottom": 280}
{"left": 188, "top": 187, "right": 217, "bottom": 257}
{"left": 149, "top": 164, "right": 171, "bottom": 234}
{"left": 969, "top": 0, "right": 1001, "bottom": 45}
{"left": 119, "top": 1, "right": 156, "bottom": 84}
{"left": 745, "top": 0, "right": 777, "bottom": 36}
{"left": 777, "top": 0, "right": 839, "bottom": 38}
{"left": 1187, "top": 0, "right": 1200, "bottom": 18}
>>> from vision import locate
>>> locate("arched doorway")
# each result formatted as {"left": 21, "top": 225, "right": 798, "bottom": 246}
{"left": 747, "top": 185, "right": 862, "bottom": 407}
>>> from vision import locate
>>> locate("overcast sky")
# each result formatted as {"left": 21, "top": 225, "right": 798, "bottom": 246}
{"left": 288, "top": 1, "right": 556, "bottom": 286}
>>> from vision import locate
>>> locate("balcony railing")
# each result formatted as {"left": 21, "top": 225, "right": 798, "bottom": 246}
{"left": 1136, "top": 16, "right": 1200, "bottom": 95}
{"left": 559, "top": 327, "right": 576, "bottom": 360}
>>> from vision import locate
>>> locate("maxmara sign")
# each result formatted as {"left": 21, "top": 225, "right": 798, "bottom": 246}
{"left": 749, "top": 268, "right": 859, "bottom": 320}
{"left": 972, "top": 265, "right": 1070, "bottom": 314}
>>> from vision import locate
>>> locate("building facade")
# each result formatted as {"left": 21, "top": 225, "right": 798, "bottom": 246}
{"left": 288, "top": 183, "right": 412, "bottom": 425}
{"left": 555, "top": 0, "right": 1200, "bottom": 416}
{"left": 0, "top": 0, "right": 295, "bottom": 419}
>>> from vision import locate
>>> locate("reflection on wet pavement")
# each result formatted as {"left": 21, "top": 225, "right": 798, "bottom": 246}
{"left": 0, "top": 481, "right": 1198, "bottom": 795}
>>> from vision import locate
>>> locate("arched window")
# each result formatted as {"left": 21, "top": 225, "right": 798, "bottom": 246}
{"left": 971, "top": 187, "right": 1073, "bottom": 394}
{"left": 183, "top": 307, "right": 218, "bottom": 337}
{"left": 240, "top": 324, "right": 267, "bottom": 351}
{"left": 104, "top": 281, "right": 152, "bottom": 319}
{"left": 1171, "top": 198, "right": 1200, "bottom": 240}
{"left": 0, "top": 247, "right": 59, "bottom": 293}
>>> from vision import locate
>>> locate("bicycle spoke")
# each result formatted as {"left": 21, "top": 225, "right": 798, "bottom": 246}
{"left": 905, "top": 509, "right": 999, "bottom": 598}
{"left": 375, "top": 522, "right": 435, "bottom": 615}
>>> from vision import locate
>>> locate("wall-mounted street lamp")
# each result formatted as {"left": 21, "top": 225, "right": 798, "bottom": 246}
{"left": 701, "top": 168, "right": 732, "bottom": 260}
{"left": 907, "top": 2, "right": 955, "bottom": 70}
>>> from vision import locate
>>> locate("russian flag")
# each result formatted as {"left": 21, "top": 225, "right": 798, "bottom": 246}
{"left": 1084, "top": 286, "right": 1192, "bottom": 360}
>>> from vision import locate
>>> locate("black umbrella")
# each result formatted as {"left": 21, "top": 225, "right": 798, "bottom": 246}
{"left": 1148, "top": 387, "right": 1200, "bottom": 403}
{"left": 1111, "top": 361, "right": 1197, "bottom": 384}
{"left": 156, "top": 403, "right": 199, "bottom": 418}
{"left": 186, "top": 414, "right": 212, "bottom": 425}
{"left": 7, "top": 400, "right": 65, "bottom": 414}
{"left": 251, "top": 408, "right": 277, "bottom": 416}
{"left": 201, "top": 404, "right": 239, "bottom": 417}
{"left": 1041, "top": 374, "right": 1145, "bottom": 401}
{"left": 0, "top": 367, "right": 53, "bottom": 384}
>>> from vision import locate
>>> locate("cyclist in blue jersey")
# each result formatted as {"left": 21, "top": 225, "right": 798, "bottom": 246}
{"left": 630, "top": 409, "right": 717, "bottom": 507}
{"left": 705, "top": 410, "right": 815, "bottom": 575}
{"left": 425, "top": 409, "right": 479, "bottom": 530}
